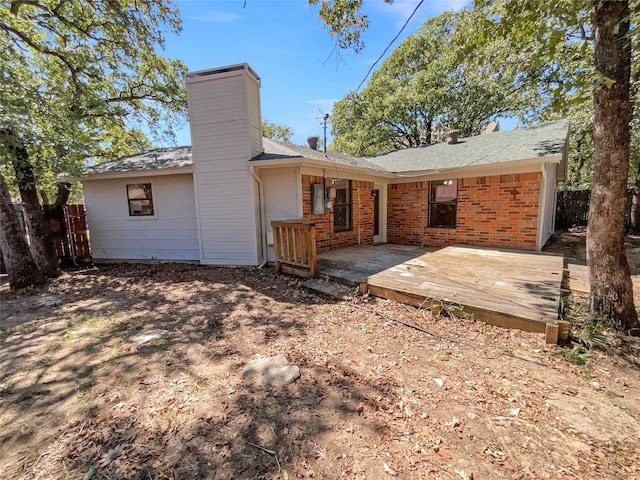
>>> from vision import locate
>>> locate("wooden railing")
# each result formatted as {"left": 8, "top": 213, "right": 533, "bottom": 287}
{"left": 271, "top": 220, "right": 317, "bottom": 278}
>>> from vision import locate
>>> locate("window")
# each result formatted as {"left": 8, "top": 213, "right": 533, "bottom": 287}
{"left": 428, "top": 179, "right": 457, "bottom": 228}
{"left": 333, "top": 179, "right": 351, "bottom": 231}
{"left": 127, "top": 183, "right": 154, "bottom": 216}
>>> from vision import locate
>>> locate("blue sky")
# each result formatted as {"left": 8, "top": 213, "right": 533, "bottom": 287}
{"left": 163, "top": 0, "right": 513, "bottom": 148}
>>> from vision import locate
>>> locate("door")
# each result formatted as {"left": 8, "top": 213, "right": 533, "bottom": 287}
{"left": 373, "top": 184, "right": 386, "bottom": 243}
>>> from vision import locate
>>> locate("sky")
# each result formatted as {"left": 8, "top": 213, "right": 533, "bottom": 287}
{"left": 162, "top": 0, "right": 513, "bottom": 148}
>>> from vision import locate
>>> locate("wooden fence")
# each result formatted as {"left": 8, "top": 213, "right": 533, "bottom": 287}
{"left": 556, "top": 189, "right": 634, "bottom": 229}
{"left": 271, "top": 220, "right": 317, "bottom": 278}
{"left": 43, "top": 204, "right": 91, "bottom": 264}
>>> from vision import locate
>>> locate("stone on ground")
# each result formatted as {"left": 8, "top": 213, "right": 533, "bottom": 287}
{"left": 129, "top": 329, "right": 168, "bottom": 347}
{"left": 242, "top": 355, "right": 300, "bottom": 386}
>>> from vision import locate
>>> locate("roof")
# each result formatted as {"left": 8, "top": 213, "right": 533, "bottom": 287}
{"left": 252, "top": 138, "right": 386, "bottom": 171}
{"left": 87, "top": 146, "right": 192, "bottom": 174}
{"left": 366, "top": 120, "right": 569, "bottom": 173}
{"left": 85, "top": 120, "right": 568, "bottom": 177}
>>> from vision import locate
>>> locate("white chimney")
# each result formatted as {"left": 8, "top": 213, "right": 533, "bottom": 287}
{"left": 185, "top": 63, "right": 263, "bottom": 266}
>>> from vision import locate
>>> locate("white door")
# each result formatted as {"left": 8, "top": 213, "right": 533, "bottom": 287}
{"left": 373, "top": 184, "right": 387, "bottom": 243}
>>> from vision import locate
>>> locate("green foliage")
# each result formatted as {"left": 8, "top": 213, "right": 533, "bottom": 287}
{"left": 316, "top": 0, "right": 639, "bottom": 189}
{"left": 262, "top": 120, "right": 293, "bottom": 143}
{"left": 472, "top": 0, "right": 639, "bottom": 189}
{"left": 560, "top": 301, "right": 615, "bottom": 369}
{"left": 331, "top": 10, "right": 520, "bottom": 156}
{"left": 309, "top": 0, "right": 387, "bottom": 52}
{"left": 561, "top": 343, "right": 590, "bottom": 367}
{"left": 0, "top": 0, "right": 187, "bottom": 195}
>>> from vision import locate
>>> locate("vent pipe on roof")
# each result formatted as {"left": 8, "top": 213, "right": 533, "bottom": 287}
{"left": 482, "top": 120, "right": 500, "bottom": 134}
{"left": 307, "top": 136, "right": 319, "bottom": 150}
{"left": 446, "top": 130, "right": 460, "bottom": 145}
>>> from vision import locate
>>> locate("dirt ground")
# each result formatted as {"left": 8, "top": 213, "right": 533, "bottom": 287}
{"left": 1, "top": 231, "right": 639, "bottom": 480}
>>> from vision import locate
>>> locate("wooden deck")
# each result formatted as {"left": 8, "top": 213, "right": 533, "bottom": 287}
{"left": 317, "top": 244, "right": 568, "bottom": 343}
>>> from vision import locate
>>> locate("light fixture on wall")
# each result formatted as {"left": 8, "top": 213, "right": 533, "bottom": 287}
{"left": 371, "top": 189, "right": 377, "bottom": 198}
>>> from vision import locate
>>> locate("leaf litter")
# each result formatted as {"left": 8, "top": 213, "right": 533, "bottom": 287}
{"left": 0, "top": 260, "right": 638, "bottom": 479}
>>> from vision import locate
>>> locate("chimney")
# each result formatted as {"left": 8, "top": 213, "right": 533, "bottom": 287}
{"left": 446, "top": 130, "right": 460, "bottom": 145}
{"left": 307, "top": 136, "right": 319, "bottom": 150}
{"left": 482, "top": 120, "right": 500, "bottom": 134}
{"left": 186, "top": 63, "right": 263, "bottom": 159}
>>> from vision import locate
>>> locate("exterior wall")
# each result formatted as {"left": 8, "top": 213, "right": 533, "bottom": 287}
{"left": 301, "top": 174, "right": 375, "bottom": 253}
{"left": 262, "top": 167, "right": 302, "bottom": 262}
{"left": 83, "top": 174, "right": 199, "bottom": 261}
{"left": 245, "top": 73, "right": 263, "bottom": 159}
{"left": 537, "top": 163, "right": 557, "bottom": 250}
{"left": 186, "top": 65, "right": 263, "bottom": 265}
{"left": 387, "top": 173, "right": 541, "bottom": 251}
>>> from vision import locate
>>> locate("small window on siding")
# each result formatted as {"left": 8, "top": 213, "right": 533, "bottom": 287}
{"left": 428, "top": 179, "right": 457, "bottom": 228}
{"left": 333, "top": 179, "right": 351, "bottom": 231}
{"left": 127, "top": 183, "right": 154, "bottom": 216}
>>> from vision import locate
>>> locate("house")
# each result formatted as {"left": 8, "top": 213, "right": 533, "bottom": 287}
{"left": 82, "top": 63, "right": 569, "bottom": 264}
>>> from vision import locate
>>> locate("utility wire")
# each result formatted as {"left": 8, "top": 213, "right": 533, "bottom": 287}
{"left": 354, "top": 0, "right": 425, "bottom": 93}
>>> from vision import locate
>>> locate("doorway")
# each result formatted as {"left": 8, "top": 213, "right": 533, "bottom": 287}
{"left": 373, "top": 184, "right": 387, "bottom": 244}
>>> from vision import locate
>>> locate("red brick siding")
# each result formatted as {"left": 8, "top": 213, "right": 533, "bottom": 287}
{"left": 387, "top": 173, "right": 541, "bottom": 251}
{"left": 301, "top": 175, "right": 375, "bottom": 252}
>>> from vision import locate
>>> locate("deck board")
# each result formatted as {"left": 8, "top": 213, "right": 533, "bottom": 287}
{"left": 317, "top": 244, "right": 566, "bottom": 340}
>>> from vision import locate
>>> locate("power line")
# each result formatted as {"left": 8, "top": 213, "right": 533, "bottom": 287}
{"left": 354, "top": 0, "right": 425, "bottom": 93}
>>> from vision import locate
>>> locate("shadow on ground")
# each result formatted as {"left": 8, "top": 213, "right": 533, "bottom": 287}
{"left": 0, "top": 264, "right": 398, "bottom": 479}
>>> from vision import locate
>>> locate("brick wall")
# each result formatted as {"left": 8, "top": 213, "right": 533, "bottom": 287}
{"left": 387, "top": 173, "right": 541, "bottom": 251}
{"left": 301, "top": 175, "right": 375, "bottom": 253}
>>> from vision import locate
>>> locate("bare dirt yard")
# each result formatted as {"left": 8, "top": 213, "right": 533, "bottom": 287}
{"left": 1, "top": 231, "right": 639, "bottom": 480}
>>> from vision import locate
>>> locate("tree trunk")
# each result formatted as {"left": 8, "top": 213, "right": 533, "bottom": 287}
{"left": 53, "top": 182, "right": 72, "bottom": 209}
{"left": 1, "top": 130, "right": 59, "bottom": 277}
{"left": 586, "top": 0, "right": 639, "bottom": 331}
{"left": 629, "top": 166, "right": 640, "bottom": 233}
{"left": 0, "top": 173, "right": 42, "bottom": 289}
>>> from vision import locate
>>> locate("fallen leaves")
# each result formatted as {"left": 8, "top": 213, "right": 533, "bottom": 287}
{"left": 1, "top": 263, "right": 639, "bottom": 480}
{"left": 98, "top": 444, "right": 125, "bottom": 467}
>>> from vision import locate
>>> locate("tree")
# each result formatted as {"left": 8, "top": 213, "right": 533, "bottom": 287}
{"left": 0, "top": 130, "right": 57, "bottom": 276}
{"left": 0, "top": 0, "right": 187, "bottom": 288}
{"left": 312, "top": 0, "right": 640, "bottom": 331}
{"left": 331, "top": 11, "right": 521, "bottom": 156}
{"left": 470, "top": 0, "right": 638, "bottom": 331}
{"left": 262, "top": 120, "right": 293, "bottom": 143}
{"left": 586, "top": 0, "right": 637, "bottom": 329}
{"left": 0, "top": 173, "right": 41, "bottom": 289}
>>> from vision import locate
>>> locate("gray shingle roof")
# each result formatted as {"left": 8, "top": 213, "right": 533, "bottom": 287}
{"left": 86, "top": 120, "right": 568, "bottom": 176}
{"left": 88, "top": 146, "right": 192, "bottom": 174}
{"left": 252, "top": 138, "right": 386, "bottom": 170}
{"left": 365, "top": 119, "right": 569, "bottom": 173}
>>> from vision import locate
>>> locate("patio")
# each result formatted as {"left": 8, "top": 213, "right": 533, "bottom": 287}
{"left": 315, "top": 244, "right": 568, "bottom": 343}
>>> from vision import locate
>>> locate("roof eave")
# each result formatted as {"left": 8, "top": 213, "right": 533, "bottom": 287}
{"left": 249, "top": 156, "right": 394, "bottom": 177}
{"left": 82, "top": 164, "right": 194, "bottom": 182}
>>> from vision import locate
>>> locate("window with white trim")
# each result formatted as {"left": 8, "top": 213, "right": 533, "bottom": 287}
{"left": 127, "top": 183, "right": 154, "bottom": 216}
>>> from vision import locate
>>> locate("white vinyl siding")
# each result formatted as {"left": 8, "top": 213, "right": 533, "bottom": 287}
{"left": 246, "top": 73, "right": 263, "bottom": 158}
{"left": 187, "top": 64, "right": 262, "bottom": 265}
{"left": 84, "top": 174, "right": 199, "bottom": 261}
{"left": 537, "top": 162, "right": 557, "bottom": 251}
{"left": 262, "top": 167, "right": 301, "bottom": 262}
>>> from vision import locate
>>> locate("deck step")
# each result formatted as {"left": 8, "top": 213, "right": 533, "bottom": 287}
{"left": 302, "top": 278, "right": 357, "bottom": 300}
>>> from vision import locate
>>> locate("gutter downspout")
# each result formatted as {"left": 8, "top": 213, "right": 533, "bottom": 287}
{"left": 250, "top": 166, "right": 269, "bottom": 268}
{"left": 536, "top": 163, "right": 548, "bottom": 251}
